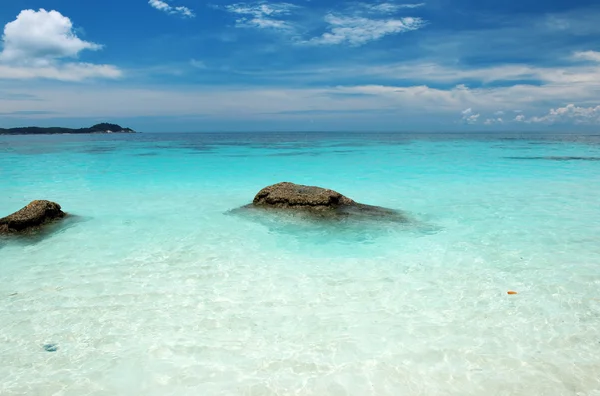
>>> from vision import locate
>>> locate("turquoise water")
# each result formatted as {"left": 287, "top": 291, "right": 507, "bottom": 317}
{"left": 1, "top": 132, "right": 600, "bottom": 395}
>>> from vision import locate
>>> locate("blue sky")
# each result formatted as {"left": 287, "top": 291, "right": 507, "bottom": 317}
{"left": 0, "top": 0, "right": 599, "bottom": 131}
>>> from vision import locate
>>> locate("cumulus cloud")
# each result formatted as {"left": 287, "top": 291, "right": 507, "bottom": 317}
{"left": 321, "top": 83, "right": 600, "bottom": 124}
{"left": 463, "top": 103, "right": 600, "bottom": 126}
{"left": 529, "top": 104, "right": 600, "bottom": 124}
{"left": 223, "top": 2, "right": 297, "bottom": 30}
{"left": 0, "top": 9, "right": 101, "bottom": 65}
{"left": 309, "top": 14, "right": 424, "bottom": 46}
{"left": 0, "top": 9, "right": 121, "bottom": 81}
{"left": 149, "top": 0, "right": 195, "bottom": 17}
{"left": 465, "top": 114, "right": 480, "bottom": 123}
{"left": 461, "top": 108, "right": 480, "bottom": 123}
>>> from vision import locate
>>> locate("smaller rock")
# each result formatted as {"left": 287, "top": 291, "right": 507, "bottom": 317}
{"left": 43, "top": 344, "right": 58, "bottom": 352}
{"left": 0, "top": 200, "right": 66, "bottom": 234}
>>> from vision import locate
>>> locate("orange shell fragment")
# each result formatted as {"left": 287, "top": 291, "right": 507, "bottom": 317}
{"left": 507, "top": 291, "right": 518, "bottom": 295}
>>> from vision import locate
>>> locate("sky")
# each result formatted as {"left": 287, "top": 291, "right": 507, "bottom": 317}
{"left": 0, "top": 0, "right": 599, "bottom": 132}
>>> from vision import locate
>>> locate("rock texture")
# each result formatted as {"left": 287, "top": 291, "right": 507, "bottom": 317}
{"left": 247, "top": 182, "right": 406, "bottom": 221}
{"left": 253, "top": 182, "right": 355, "bottom": 209}
{"left": 0, "top": 200, "right": 66, "bottom": 234}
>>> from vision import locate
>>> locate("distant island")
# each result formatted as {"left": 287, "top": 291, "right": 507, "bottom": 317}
{"left": 0, "top": 123, "right": 136, "bottom": 135}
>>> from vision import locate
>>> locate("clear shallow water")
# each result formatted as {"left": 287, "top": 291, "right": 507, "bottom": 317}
{"left": 1, "top": 132, "right": 600, "bottom": 395}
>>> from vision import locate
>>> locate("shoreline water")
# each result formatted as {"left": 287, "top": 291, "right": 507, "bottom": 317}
{"left": 1, "top": 132, "right": 599, "bottom": 395}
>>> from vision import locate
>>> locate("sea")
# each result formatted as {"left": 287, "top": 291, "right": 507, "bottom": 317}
{"left": 1, "top": 132, "right": 599, "bottom": 395}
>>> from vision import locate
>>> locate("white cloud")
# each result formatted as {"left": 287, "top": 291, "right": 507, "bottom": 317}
{"left": 0, "top": 84, "right": 471, "bottom": 120}
{"left": 223, "top": 2, "right": 297, "bottom": 30}
{"left": 364, "top": 61, "right": 600, "bottom": 85}
{"left": 399, "top": 3, "right": 425, "bottom": 8}
{"left": 0, "top": 9, "right": 120, "bottom": 81}
{"left": 320, "top": 83, "right": 600, "bottom": 119}
{"left": 494, "top": 110, "right": 505, "bottom": 115}
{"left": 235, "top": 54, "right": 600, "bottom": 88}
{"left": 335, "top": 84, "right": 470, "bottom": 107}
{"left": 1, "top": 79, "right": 598, "bottom": 127}
{"left": 358, "top": 3, "right": 425, "bottom": 14}
{"left": 529, "top": 104, "right": 600, "bottom": 124}
{"left": 0, "top": 83, "right": 480, "bottom": 123}
{"left": 0, "top": 63, "right": 121, "bottom": 81}
{"left": 309, "top": 14, "right": 424, "bottom": 46}
{"left": 465, "top": 114, "right": 480, "bottom": 123}
{"left": 460, "top": 107, "right": 479, "bottom": 123}
{"left": 484, "top": 117, "right": 503, "bottom": 125}
{"left": 149, "top": 0, "right": 170, "bottom": 12}
{"left": 189, "top": 59, "right": 207, "bottom": 69}
{"left": 573, "top": 50, "right": 600, "bottom": 63}
{"left": 541, "top": 10, "right": 600, "bottom": 35}
{"left": 149, "top": 0, "right": 195, "bottom": 18}
{"left": 174, "top": 6, "right": 195, "bottom": 17}
{"left": 0, "top": 9, "right": 101, "bottom": 65}
{"left": 219, "top": 2, "right": 425, "bottom": 43}
{"left": 241, "top": 54, "right": 599, "bottom": 88}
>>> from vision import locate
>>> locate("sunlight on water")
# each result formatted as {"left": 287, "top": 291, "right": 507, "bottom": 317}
{"left": 1, "top": 132, "right": 600, "bottom": 395}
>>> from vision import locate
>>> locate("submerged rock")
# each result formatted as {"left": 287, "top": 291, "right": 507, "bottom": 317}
{"left": 241, "top": 182, "right": 407, "bottom": 221}
{"left": 43, "top": 343, "right": 59, "bottom": 352}
{"left": 0, "top": 200, "right": 66, "bottom": 235}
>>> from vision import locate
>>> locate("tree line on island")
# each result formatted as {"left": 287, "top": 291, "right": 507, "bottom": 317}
{"left": 0, "top": 123, "right": 135, "bottom": 135}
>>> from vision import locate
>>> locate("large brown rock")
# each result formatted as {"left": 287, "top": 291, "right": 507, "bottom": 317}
{"left": 246, "top": 182, "right": 407, "bottom": 221}
{"left": 0, "top": 200, "right": 66, "bottom": 234}
{"left": 253, "top": 182, "right": 355, "bottom": 209}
